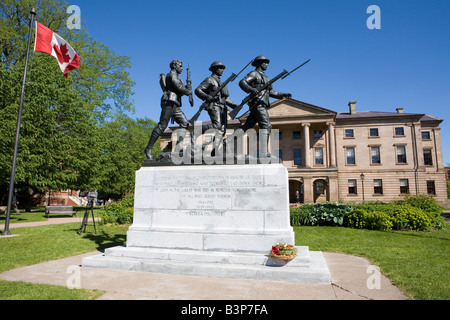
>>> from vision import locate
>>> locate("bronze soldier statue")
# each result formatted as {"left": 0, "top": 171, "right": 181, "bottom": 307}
{"left": 194, "top": 61, "right": 238, "bottom": 156}
{"left": 144, "top": 60, "right": 193, "bottom": 160}
{"left": 224, "top": 56, "right": 291, "bottom": 158}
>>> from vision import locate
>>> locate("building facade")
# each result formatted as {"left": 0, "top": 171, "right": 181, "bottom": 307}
{"left": 161, "top": 98, "right": 447, "bottom": 205}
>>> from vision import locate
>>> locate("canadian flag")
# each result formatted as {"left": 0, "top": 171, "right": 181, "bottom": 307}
{"left": 34, "top": 21, "right": 80, "bottom": 79}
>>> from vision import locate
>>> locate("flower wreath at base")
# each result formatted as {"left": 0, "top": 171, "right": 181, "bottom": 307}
{"left": 269, "top": 243, "right": 298, "bottom": 261}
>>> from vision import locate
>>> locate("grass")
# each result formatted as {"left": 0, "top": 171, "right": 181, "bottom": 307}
{"left": 1, "top": 208, "right": 449, "bottom": 300}
{"left": 295, "top": 224, "right": 450, "bottom": 300}
{"left": 0, "top": 208, "right": 128, "bottom": 300}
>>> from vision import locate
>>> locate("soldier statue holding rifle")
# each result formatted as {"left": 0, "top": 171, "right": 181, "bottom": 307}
{"left": 194, "top": 61, "right": 239, "bottom": 156}
{"left": 225, "top": 56, "right": 292, "bottom": 158}
{"left": 144, "top": 59, "right": 193, "bottom": 160}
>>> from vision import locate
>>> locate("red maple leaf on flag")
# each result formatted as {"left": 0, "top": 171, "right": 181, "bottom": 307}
{"left": 53, "top": 43, "right": 71, "bottom": 64}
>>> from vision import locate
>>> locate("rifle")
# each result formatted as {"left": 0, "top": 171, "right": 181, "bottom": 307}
{"left": 186, "top": 65, "right": 194, "bottom": 107}
{"left": 229, "top": 59, "right": 311, "bottom": 120}
{"left": 189, "top": 59, "right": 253, "bottom": 124}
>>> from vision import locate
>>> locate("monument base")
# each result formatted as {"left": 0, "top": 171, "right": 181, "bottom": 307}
{"left": 82, "top": 163, "right": 330, "bottom": 283}
{"left": 82, "top": 246, "right": 330, "bottom": 283}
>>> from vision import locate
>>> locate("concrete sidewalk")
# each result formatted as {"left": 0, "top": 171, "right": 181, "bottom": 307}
{"left": 0, "top": 250, "right": 407, "bottom": 300}
{"left": 0, "top": 218, "right": 407, "bottom": 300}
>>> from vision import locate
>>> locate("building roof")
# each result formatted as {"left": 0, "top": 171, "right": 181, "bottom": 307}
{"left": 336, "top": 111, "right": 442, "bottom": 123}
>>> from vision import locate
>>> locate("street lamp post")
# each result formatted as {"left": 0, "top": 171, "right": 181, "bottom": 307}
{"left": 360, "top": 173, "right": 365, "bottom": 202}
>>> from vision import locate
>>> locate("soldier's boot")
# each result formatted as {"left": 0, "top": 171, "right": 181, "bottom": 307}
{"left": 144, "top": 129, "right": 162, "bottom": 160}
{"left": 211, "top": 131, "right": 223, "bottom": 157}
{"left": 259, "top": 129, "right": 274, "bottom": 158}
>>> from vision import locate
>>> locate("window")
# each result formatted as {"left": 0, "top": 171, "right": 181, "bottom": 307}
{"left": 293, "top": 131, "right": 301, "bottom": 139}
{"left": 395, "top": 127, "right": 404, "bottom": 136}
{"left": 422, "top": 131, "right": 431, "bottom": 140}
{"left": 427, "top": 181, "right": 436, "bottom": 195}
{"left": 396, "top": 146, "right": 407, "bottom": 164}
{"left": 314, "top": 130, "right": 323, "bottom": 138}
{"left": 371, "top": 147, "right": 381, "bottom": 164}
{"left": 424, "top": 149, "right": 433, "bottom": 165}
{"left": 294, "top": 149, "right": 302, "bottom": 165}
{"left": 315, "top": 180, "right": 325, "bottom": 195}
{"left": 369, "top": 128, "right": 379, "bottom": 137}
{"left": 345, "top": 129, "right": 354, "bottom": 138}
{"left": 315, "top": 148, "right": 324, "bottom": 165}
{"left": 346, "top": 147, "right": 356, "bottom": 165}
{"left": 374, "top": 179, "right": 383, "bottom": 194}
{"left": 400, "top": 179, "right": 409, "bottom": 194}
{"left": 348, "top": 180, "right": 357, "bottom": 194}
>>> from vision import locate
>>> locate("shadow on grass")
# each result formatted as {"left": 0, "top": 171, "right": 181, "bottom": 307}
{"left": 74, "top": 225, "right": 127, "bottom": 252}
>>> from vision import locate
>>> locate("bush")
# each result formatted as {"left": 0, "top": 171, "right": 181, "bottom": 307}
{"left": 346, "top": 209, "right": 367, "bottom": 229}
{"left": 290, "top": 205, "right": 311, "bottom": 226}
{"left": 100, "top": 193, "right": 134, "bottom": 225}
{"left": 390, "top": 204, "right": 433, "bottom": 231}
{"left": 366, "top": 211, "right": 393, "bottom": 232}
{"left": 394, "top": 195, "right": 444, "bottom": 229}
{"left": 401, "top": 195, "right": 442, "bottom": 216}
{"left": 307, "top": 202, "right": 353, "bottom": 226}
{"left": 354, "top": 201, "right": 396, "bottom": 216}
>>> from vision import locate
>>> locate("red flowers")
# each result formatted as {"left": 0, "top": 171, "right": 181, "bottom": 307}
{"left": 271, "top": 246, "right": 280, "bottom": 255}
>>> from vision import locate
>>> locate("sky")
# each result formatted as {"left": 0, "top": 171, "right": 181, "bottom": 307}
{"left": 67, "top": 0, "right": 450, "bottom": 163}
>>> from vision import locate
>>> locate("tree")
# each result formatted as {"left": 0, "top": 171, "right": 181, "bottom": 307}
{"left": 96, "top": 115, "right": 160, "bottom": 200}
{"left": 0, "top": 0, "right": 136, "bottom": 209}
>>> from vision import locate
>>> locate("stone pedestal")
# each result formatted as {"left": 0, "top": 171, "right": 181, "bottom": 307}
{"left": 82, "top": 164, "right": 330, "bottom": 283}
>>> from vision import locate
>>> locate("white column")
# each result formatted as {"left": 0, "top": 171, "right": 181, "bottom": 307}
{"left": 302, "top": 123, "right": 311, "bottom": 167}
{"left": 327, "top": 122, "right": 336, "bottom": 167}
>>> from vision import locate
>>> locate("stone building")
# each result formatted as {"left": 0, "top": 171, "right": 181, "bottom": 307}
{"left": 160, "top": 98, "right": 447, "bottom": 205}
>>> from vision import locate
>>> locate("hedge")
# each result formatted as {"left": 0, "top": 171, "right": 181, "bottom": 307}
{"left": 290, "top": 195, "right": 445, "bottom": 232}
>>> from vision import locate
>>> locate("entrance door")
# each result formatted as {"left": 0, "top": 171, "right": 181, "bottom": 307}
{"left": 289, "top": 180, "right": 304, "bottom": 204}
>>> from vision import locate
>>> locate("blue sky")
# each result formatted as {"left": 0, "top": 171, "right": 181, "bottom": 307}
{"left": 69, "top": 0, "right": 450, "bottom": 163}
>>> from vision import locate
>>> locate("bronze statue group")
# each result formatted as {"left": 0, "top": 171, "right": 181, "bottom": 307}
{"left": 144, "top": 56, "right": 296, "bottom": 161}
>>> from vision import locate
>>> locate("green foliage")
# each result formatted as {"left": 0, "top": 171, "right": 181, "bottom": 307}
{"left": 391, "top": 204, "right": 434, "bottom": 231}
{"left": 291, "top": 195, "right": 444, "bottom": 232}
{"left": 447, "top": 181, "right": 450, "bottom": 199}
{"left": 0, "top": 1, "right": 155, "bottom": 204}
{"left": 100, "top": 193, "right": 134, "bottom": 225}
{"left": 365, "top": 211, "right": 393, "bottom": 232}
{"left": 346, "top": 209, "right": 368, "bottom": 229}
{"left": 290, "top": 205, "right": 311, "bottom": 226}
{"left": 291, "top": 202, "right": 353, "bottom": 227}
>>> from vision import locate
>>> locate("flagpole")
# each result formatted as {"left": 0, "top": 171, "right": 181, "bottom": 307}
{"left": 2, "top": 8, "right": 36, "bottom": 236}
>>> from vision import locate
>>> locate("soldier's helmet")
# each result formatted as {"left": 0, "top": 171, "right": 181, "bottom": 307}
{"left": 252, "top": 56, "right": 270, "bottom": 67}
{"left": 209, "top": 61, "right": 226, "bottom": 71}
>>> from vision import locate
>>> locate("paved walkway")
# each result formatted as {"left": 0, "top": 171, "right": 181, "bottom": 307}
{"left": 0, "top": 217, "right": 101, "bottom": 232}
{"left": 0, "top": 217, "right": 408, "bottom": 300}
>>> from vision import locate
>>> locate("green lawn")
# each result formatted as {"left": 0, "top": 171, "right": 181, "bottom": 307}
{"left": 0, "top": 218, "right": 128, "bottom": 300}
{"left": 295, "top": 225, "right": 450, "bottom": 300}
{"left": 1, "top": 209, "right": 449, "bottom": 300}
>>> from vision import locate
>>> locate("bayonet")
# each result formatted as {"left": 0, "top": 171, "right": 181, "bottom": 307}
{"left": 186, "top": 65, "right": 194, "bottom": 107}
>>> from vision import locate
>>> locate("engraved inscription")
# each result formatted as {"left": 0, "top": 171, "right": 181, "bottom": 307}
{"left": 152, "top": 173, "right": 263, "bottom": 212}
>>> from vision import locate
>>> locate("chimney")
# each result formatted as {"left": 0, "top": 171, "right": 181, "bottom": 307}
{"left": 348, "top": 101, "right": 357, "bottom": 115}
{"left": 396, "top": 107, "right": 404, "bottom": 114}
